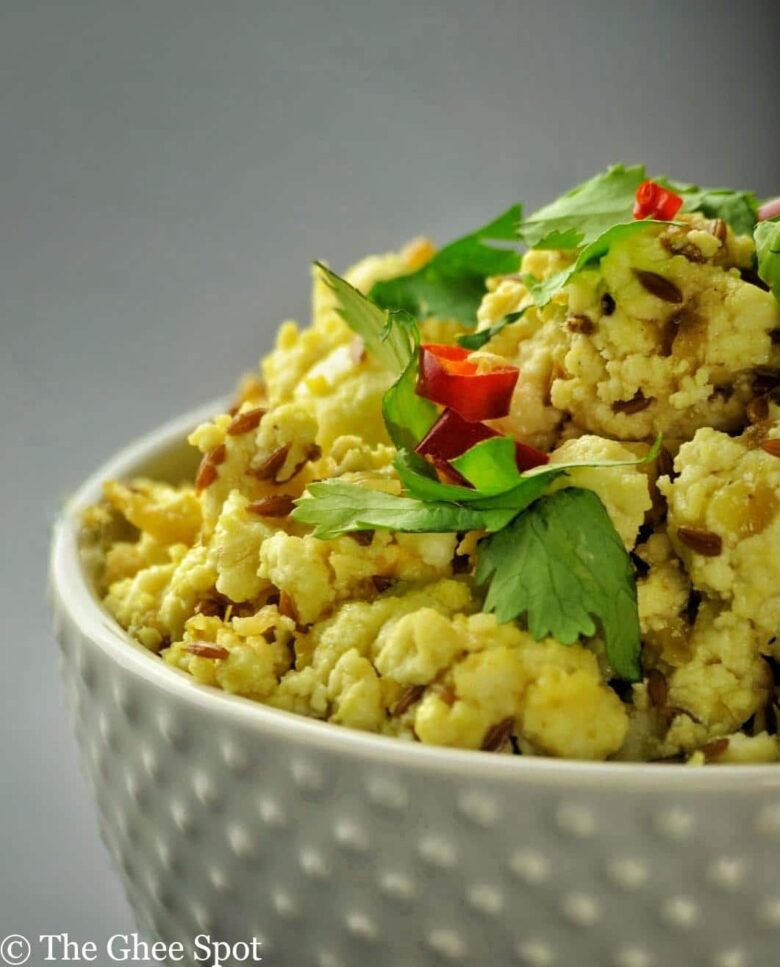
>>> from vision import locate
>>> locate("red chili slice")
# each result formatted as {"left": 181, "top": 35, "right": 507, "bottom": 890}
{"left": 417, "top": 343, "right": 519, "bottom": 422}
{"left": 633, "top": 180, "right": 683, "bottom": 221}
{"left": 415, "top": 408, "right": 548, "bottom": 485}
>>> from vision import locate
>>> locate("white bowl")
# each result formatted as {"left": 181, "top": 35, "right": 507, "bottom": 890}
{"left": 49, "top": 401, "right": 780, "bottom": 967}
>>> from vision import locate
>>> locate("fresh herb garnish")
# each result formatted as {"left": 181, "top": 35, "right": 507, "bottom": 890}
{"left": 457, "top": 310, "right": 526, "bottom": 350}
{"left": 369, "top": 205, "right": 522, "bottom": 327}
{"left": 291, "top": 482, "right": 521, "bottom": 538}
{"left": 476, "top": 488, "right": 642, "bottom": 681}
{"left": 755, "top": 217, "right": 780, "bottom": 300}
{"left": 317, "top": 262, "right": 437, "bottom": 449}
{"left": 669, "top": 181, "right": 759, "bottom": 237}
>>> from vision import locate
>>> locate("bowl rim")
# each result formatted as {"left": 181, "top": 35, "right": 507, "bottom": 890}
{"left": 49, "top": 398, "right": 780, "bottom": 791}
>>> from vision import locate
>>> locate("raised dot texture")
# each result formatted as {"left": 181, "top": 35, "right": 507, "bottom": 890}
{"left": 427, "top": 928, "right": 466, "bottom": 960}
{"left": 193, "top": 771, "right": 222, "bottom": 809}
{"left": 366, "top": 774, "right": 408, "bottom": 810}
{"left": 707, "top": 857, "right": 745, "bottom": 890}
{"left": 614, "top": 948, "right": 653, "bottom": 967}
{"left": 458, "top": 790, "right": 500, "bottom": 827}
{"left": 555, "top": 802, "right": 596, "bottom": 838}
{"left": 345, "top": 912, "right": 377, "bottom": 941}
{"left": 755, "top": 802, "right": 780, "bottom": 839}
{"left": 562, "top": 893, "right": 600, "bottom": 927}
{"left": 227, "top": 824, "right": 257, "bottom": 860}
{"left": 258, "top": 796, "right": 286, "bottom": 828}
{"left": 757, "top": 897, "right": 780, "bottom": 929}
{"left": 660, "top": 895, "right": 699, "bottom": 929}
{"left": 378, "top": 871, "right": 415, "bottom": 902}
{"left": 299, "top": 847, "right": 329, "bottom": 879}
{"left": 606, "top": 857, "right": 649, "bottom": 890}
{"left": 712, "top": 951, "right": 748, "bottom": 967}
{"left": 516, "top": 939, "right": 555, "bottom": 966}
{"left": 221, "top": 739, "right": 249, "bottom": 773}
{"left": 318, "top": 953, "right": 345, "bottom": 967}
{"left": 509, "top": 849, "right": 550, "bottom": 884}
{"left": 272, "top": 889, "right": 299, "bottom": 920}
{"left": 209, "top": 867, "right": 232, "bottom": 894}
{"left": 466, "top": 883, "right": 504, "bottom": 916}
{"left": 654, "top": 806, "right": 694, "bottom": 841}
{"left": 418, "top": 835, "right": 457, "bottom": 868}
{"left": 334, "top": 819, "right": 369, "bottom": 852}
{"left": 291, "top": 756, "right": 324, "bottom": 791}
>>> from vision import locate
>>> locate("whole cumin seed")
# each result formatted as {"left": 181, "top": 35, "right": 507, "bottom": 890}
{"left": 393, "top": 684, "right": 425, "bottom": 717}
{"left": 227, "top": 406, "right": 266, "bottom": 436}
{"left": 481, "top": 717, "right": 515, "bottom": 752}
{"left": 760, "top": 439, "right": 780, "bottom": 458}
{"left": 709, "top": 218, "right": 727, "bottom": 243}
{"left": 251, "top": 443, "right": 291, "bottom": 481}
{"left": 635, "top": 270, "right": 684, "bottom": 304}
{"left": 678, "top": 243, "right": 706, "bottom": 264}
{"left": 195, "top": 444, "right": 226, "bottom": 492}
{"left": 600, "top": 293, "right": 616, "bottom": 316}
{"left": 185, "top": 642, "right": 230, "bottom": 660}
{"left": 348, "top": 530, "right": 374, "bottom": 546}
{"left": 612, "top": 392, "right": 653, "bottom": 415}
{"left": 646, "top": 668, "right": 668, "bottom": 709}
{"left": 677, "top": 526, "right": 723, "bottom": 556}
{"left": 567, "top": 314, "right": 595, "bottom": 335}
{"left": 747, "top": 396, "right": 770, "bottom": 424}
{"left": 702, "top": 737, "right": 729, "bottom": 760}
{"left": 656, "top": 445, "right": 675, "bottom": 480}
{"left": 278, "top": 591, "right": 300, "bottom": 623}
{"left": 246, "top": 494, "right": 296, "bottom": 517}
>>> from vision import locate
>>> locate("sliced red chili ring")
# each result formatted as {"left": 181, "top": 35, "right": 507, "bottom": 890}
{"left": 415, "top": 408, "right": 548, "bottom": 485}
{"left": 633, "top": 180, "right": 683, "bottom": 221}
{"left": 417, "top": 343, "right": 519, "bottom": 422}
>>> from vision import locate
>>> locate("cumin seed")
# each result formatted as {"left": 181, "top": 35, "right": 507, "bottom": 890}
{"left": 646, "top": 668, "right": 668, "bottom": 709}
{"left": 760, "top": 439, "right": 780, "bottom": 459}
{"left": 677, "top": 526, "right": 722, "bottom": 556}
{"left": 246, "top": 494, "right": 296, "bottom": 517}
{"left": 612, "top": 392, "right": 653, "bottom": 415}
{"left": 635, "top": 270, "right": 683, "bottom": 304}
{"left": 227, "top": 406, "right": 266, "bottom": 436}
{"left": 600, "top": 293, "right": 616, "bottom": 316}
{"left": 185, "top": 642, "right": 230, "bottom": 660}
{"left": 481, "top": 717, "right": 515, "bottom": 752}
{"left": 702, "top": 737, "right": 729, "bottom": 760}
{"left": 567, "top": 314, "right": 595, "bottom": 335}
{"left": 251, "top": 443, "right": 291, "bottom": 481}
{"left": 278, "top": 591, "right": 300, "bottom": 624}
{"left": 747, "top": 396, "right": 770, "bottom": 424}
{"left": 393, "top": 684, "right": 425, "bottom": 717}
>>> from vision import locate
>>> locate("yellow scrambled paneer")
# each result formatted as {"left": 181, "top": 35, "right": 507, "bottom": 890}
{"left": 82, "top": 212, "right": 780, "bottom": 764}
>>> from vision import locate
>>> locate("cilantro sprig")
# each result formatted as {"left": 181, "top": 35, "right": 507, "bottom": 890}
{"left": 369, "top": 205, "right": 522, "bottom": 327}
{"left": 755, "top": 217, "right": 780, "bottom": 300}
{"left": 476, "top": 489, "right": 642, "bottom": 681}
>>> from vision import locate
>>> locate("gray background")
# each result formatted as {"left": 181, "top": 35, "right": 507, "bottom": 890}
{"left": 2, "top": 0, "right": 778, "bottom": 954}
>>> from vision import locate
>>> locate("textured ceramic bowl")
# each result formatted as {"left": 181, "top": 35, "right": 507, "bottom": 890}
{"left": 50, "top": 402, "right": 780, "bottom": 967}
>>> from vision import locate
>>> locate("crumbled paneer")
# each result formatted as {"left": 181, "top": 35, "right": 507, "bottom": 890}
{"left": 83, "top": 217, "right": 780, "bottom": 764}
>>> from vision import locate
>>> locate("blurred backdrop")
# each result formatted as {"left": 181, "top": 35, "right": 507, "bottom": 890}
{"left": 1, "top": 0, "right": 779, "bottom": 949}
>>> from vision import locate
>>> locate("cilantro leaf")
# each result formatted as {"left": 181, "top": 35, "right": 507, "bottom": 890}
{"left": 395, "top": 436, "right": 660, "bottom": 504}
{"left": 755, "top": 217, "right": 780, "bottom": 300}
{"left": 382, "top": 348, "right": 437, "bottom": 451}
{"left": 369, "top": 205, "right": 522, "bottom": 327}
{"left": 523, "top": 219, "right": 670, "bottom": 309}
{"left": 665, "top": 181, "right": 759, "bottom": 236}
{"left": 316, "top": 261, "right": 436, "bottom": 449}
{"left": 457, "top": 310, "right": 526, "bottom": 350}
{"left": 476, "top": 488, "right": 642, "bottom": 681}
{"left": 520, "top": 164, "right": 646, "bottom": 250}
{"left": 291, "top": 482, "right": 519, "bottom": 539}
{"left": 315, "top": 261, "right": 414, "bottom": 373}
